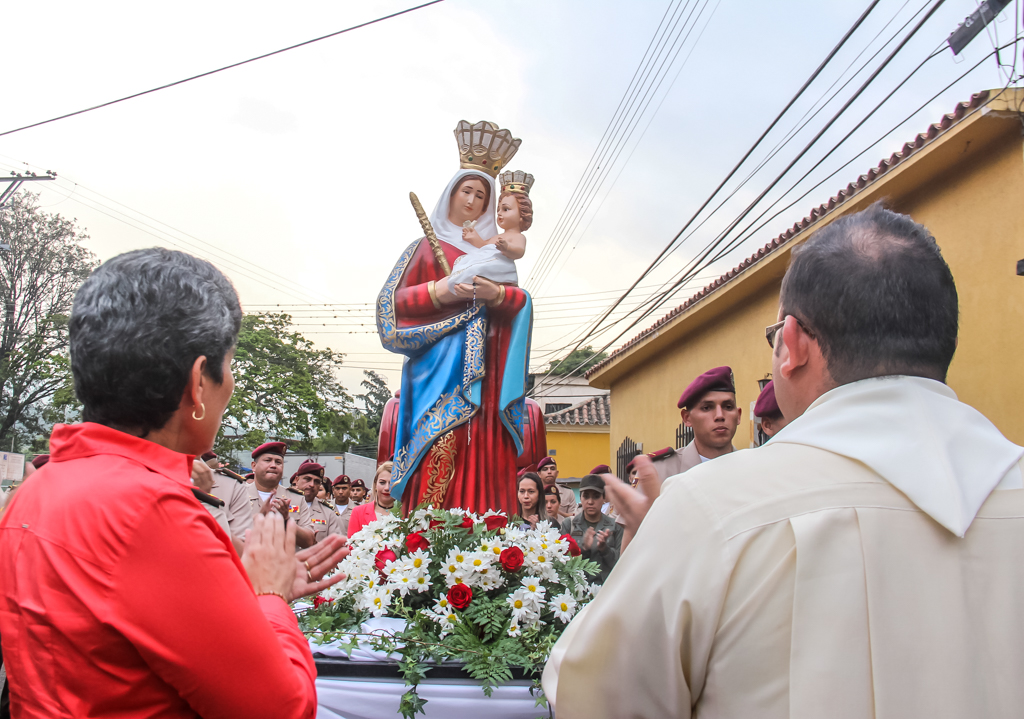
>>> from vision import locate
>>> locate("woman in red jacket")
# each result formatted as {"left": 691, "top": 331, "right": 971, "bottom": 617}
{"left": 348, "top": 462, "right": 395, "bottom": 537}
{"left": 0, "top": 249, "right": 348, "bottom": 718}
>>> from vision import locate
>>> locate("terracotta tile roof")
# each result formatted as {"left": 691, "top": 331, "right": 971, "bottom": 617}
{"left": 586, "top": 90, "right": 992, "bottom": 379}
{"left": 545, "top": 395, "right": 610, "bottom": 426}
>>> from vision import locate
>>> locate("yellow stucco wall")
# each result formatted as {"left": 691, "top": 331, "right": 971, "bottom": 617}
{"left": 597, "top": 93, "right": 1024, "bottom": 461}
{"left": 545, "top": 428, "right": 610, "bottom": 479}
{"left": 901, "top": 130, "right": 1024, "bottom": 440}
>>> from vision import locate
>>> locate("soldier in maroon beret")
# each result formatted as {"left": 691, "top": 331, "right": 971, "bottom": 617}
{"left": 349, "top": 478, "right": 368, "bottom": 505}
{"left": 754, "top": 379, "right": 787, "bottom": 440}
{"left": 290, "top": 462, "right": 343, "bottom": 544}
{"left": 537, "top": 456, "right": 577, "bottom": 519}
{"left": 331, "top": 475, "right": 353, "bottom": 534}
{"left": 243, "top": 442, "right": 315, "bottom": 547}
{"left": 648, "top": 366, "right": 741, "bottom": 481}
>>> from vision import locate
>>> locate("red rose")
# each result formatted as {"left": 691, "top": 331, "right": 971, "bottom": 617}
{"left": 374, "top": 548, "right": 398, "bottom": 572}
{"left": 312, "top": 595, "right": 330, "bottom": 609}
{"left": 405, "top": 531, "right": 430, "bottom": 553}
{"left": 484, "top": 514, "right": 508, "bottom": 531}
{"left": 561, "top": 534, "right": 582, "bottom": 557}
{"left": 460, "top": 516, "right": 475, "bottom": 533}
{"left": 500, "top": 545, "right": 525, "bottom": 572}
{"left": 447, "top": 583, "right": 473, "bottom": 610}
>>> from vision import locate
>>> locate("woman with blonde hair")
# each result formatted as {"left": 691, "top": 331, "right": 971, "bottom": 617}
{"left": 347, "top": 462, "right": 396, "bottom": 537}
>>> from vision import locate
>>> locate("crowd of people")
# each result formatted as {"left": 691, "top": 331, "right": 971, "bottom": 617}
{"left": 186, "top": 442, "right": 381, "bottom": 554}
{"left": 1, "top": 202, "right": 1023, "bottom": 719}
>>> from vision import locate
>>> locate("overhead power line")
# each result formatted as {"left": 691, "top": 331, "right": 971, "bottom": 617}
{"left": 534, "top": 0, "right": 978, "bottom": 393}
{"left": 0, "top": 0, "right": 445, "bottom": 138}
{"left": 525, "top": 0, "right": 719, "bottom": 295}
{"left": 528, "top": 0, "right": 884, "bottom": 384}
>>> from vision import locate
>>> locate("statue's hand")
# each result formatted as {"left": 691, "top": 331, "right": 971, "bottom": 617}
{"left": 471, "top": 276, "right": 500, "bottom": 301}
{"left": 451, "top": 282, "right": 476, "bottom": 300}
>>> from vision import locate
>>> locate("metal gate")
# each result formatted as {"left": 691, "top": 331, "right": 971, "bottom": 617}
{"left": 675, "top": 423, "right": 694, "bottom": 449}
{"left": 616, "top": 436, "right": 643, "bottom": 479}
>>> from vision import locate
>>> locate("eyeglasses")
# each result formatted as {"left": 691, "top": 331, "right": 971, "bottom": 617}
{"left": 765, "top": 315, "right": 813, "bottom": 349}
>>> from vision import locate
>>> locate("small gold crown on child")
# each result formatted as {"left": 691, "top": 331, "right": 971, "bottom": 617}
{"left": 500, "top": 170, "right": 534, "bottom": 195}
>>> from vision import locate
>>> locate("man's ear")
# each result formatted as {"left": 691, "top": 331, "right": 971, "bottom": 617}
{"left": 681, "top": 408, "right": 693, "bottom": 428}
{"left": 777, "top": 316, "right": 810, "bottom": 380}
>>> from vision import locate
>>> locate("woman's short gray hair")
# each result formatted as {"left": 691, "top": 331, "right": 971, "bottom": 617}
{"left": 70, "top": 248, "right": 242, "bottom": 435}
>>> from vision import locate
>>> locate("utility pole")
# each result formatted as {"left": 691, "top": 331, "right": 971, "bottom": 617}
{"left": 0, "top": 171, "right": 57, "bottom": 251}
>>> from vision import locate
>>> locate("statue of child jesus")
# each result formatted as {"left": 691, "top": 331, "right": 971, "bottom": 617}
{"left": 449, "top": 172, "right": 534, "bottom": 287}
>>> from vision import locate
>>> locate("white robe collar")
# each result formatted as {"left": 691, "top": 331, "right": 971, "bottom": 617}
{"left": 769, "top": 375, "right": 1024, "bottom": 537}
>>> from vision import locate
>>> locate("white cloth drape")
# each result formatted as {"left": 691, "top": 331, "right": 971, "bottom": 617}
{"left": 315, "top": 677, "right": 544, "bottom": 719}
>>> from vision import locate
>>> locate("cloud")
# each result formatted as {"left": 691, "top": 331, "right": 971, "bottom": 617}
{"left": 230, "top": 97, "right": 298, "bottom": 134}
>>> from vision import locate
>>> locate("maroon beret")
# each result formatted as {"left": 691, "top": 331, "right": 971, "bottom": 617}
{"left": 677, "top": 366, "right": 735, "bottom": 409}
{"left": 754, "top": 380, "right": 782, "bottom": 418}
{"left": 200, "top": 451, "right": 217, "bottom": 462}
{"left": 624, "top": 457, "right": 639, "bottom": 474}
{"left": 251, "top": 442, "right": 286, "bottom": 460}
{"left": 296, "top": 461, "right": 325, "bottom": 479}
{"left": 350, "top": 479, "right": 367, "bottom": 489}
{"left": 333, "top": 474, "right": 351, "bottom": 487}
{"left": 590, "top": 464, "right": 611, "bottom": 475}
{"left": 517, "top": 463, "right": 538, "bottom": 479}
{"left": 543, "top": 484, "right": 560, "bottom": 499}
{"left": 537, "top": 457, "right": 557, "bottom": 470}
{"left": 31, "top": 454, "right": 50, "bottom": 469}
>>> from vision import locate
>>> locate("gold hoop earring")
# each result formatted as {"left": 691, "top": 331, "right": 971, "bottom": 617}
{"left": 192, "top": 403, "right": 206, "bottom": 421}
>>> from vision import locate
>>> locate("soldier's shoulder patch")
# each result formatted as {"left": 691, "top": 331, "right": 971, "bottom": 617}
{"left": 648, "top": 446, "right": 676, "bottom": 461}
{"left": 286, "top": 486, "right": 303, "bottom": 496}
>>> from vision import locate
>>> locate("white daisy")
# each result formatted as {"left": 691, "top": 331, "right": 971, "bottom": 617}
{"left": 520, "top": 575, "right": 546, "bottom": 598}
{"left": 506, "top": 588, "right": 540, "bottom": 622}
{"left": 549, "top": 592, "right": 578, "bottom": 623}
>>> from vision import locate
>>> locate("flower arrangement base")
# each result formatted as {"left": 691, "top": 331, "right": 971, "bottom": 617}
{"left": 314, "top": 659, "right": 545, "bottom": 719}
{"left": 302, "top": 508, "right": 597, "bottom": 719}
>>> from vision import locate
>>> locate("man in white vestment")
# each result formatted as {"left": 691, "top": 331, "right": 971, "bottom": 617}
{"left": 543, "top": 203, "right": 1024, "bottom": 718}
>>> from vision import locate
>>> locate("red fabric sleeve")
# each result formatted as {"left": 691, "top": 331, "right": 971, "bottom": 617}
{"left": 110, "top": 493, "right": 317, "bottom": 719}
{"left": 395, "top": 281, "right": 451, "bottom": 321}
{"left": 490, "top": 286, "right": 528, "bottom": 318}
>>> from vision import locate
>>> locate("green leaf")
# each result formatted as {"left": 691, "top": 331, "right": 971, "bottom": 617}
{"left": 398, "top": 688, "right": 427, "bottom": 719}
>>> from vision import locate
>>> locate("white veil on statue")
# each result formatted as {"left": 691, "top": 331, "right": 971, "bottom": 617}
{"left": 428, "top": 168, "right": 498, "bottom": 254}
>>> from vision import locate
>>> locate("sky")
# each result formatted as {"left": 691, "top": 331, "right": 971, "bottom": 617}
{"left": 1, "top": 0, "right": 1018, "bottom": 398}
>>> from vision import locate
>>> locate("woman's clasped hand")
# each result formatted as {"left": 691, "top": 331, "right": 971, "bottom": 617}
{"left": 242, "top": 513, "right": 349, "bottom": 603}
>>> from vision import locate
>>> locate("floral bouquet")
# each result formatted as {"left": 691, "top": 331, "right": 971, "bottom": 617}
{"left": 300, "top": 507, "right": 600, "bottom": 718}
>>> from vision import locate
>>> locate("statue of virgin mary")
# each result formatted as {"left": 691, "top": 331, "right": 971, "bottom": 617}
{"left": 375, "top": 121, "right": 534, "bottom": 515}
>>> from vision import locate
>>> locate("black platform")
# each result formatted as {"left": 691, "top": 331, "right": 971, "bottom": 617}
{"left": 314, "top": 657, "right": 533, "bottom": 682}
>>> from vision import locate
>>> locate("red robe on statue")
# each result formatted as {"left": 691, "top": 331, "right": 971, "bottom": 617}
{"left": 388, "top": 237, "right": 529, "bottom": 515}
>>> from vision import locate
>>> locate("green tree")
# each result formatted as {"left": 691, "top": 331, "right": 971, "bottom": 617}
{"left": 0, "top": 191, "right": 97, "bottom": 451}
{"left": 216, "top": 312, "right": 351, "bottom": 455}
{"left": 358, "top": 370, "right": 391, "bottom": 432}
{"left": 546, "top": 346, "right": 609, "bottom": 377}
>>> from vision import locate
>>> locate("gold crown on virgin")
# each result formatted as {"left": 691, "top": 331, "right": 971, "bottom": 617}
{"left": 499, "top": 170, "right": 534, "bottom": 195}
{"left": 454, "top": 120, "right": 521, "bottom": 178}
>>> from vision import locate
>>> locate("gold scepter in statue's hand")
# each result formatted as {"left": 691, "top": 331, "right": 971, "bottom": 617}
{"left": 409, "top": 192, "right": 451, "bottom": 276}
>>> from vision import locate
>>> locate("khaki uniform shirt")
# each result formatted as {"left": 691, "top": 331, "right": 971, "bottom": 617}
{"left": 244, "top": 482, "right": 314, "bottom": 533}
{"left": 333, "top": 502, "right": 352, "bottom": 536}
{"left": 308, "top": 497, "right": 345, "bottom": 543}
{"left": 545, "top": 378, "right": 1024, "bottom": 719}
{"left": 205, "top": 472, "right": 254, "bottom": 540}
{"left": 648, "top": 441, "right": 738, "bottom": 482}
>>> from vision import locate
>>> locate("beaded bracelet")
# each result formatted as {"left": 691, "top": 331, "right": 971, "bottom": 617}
{"left": 257, "top": 591, "right": 288, "bottom": 602}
